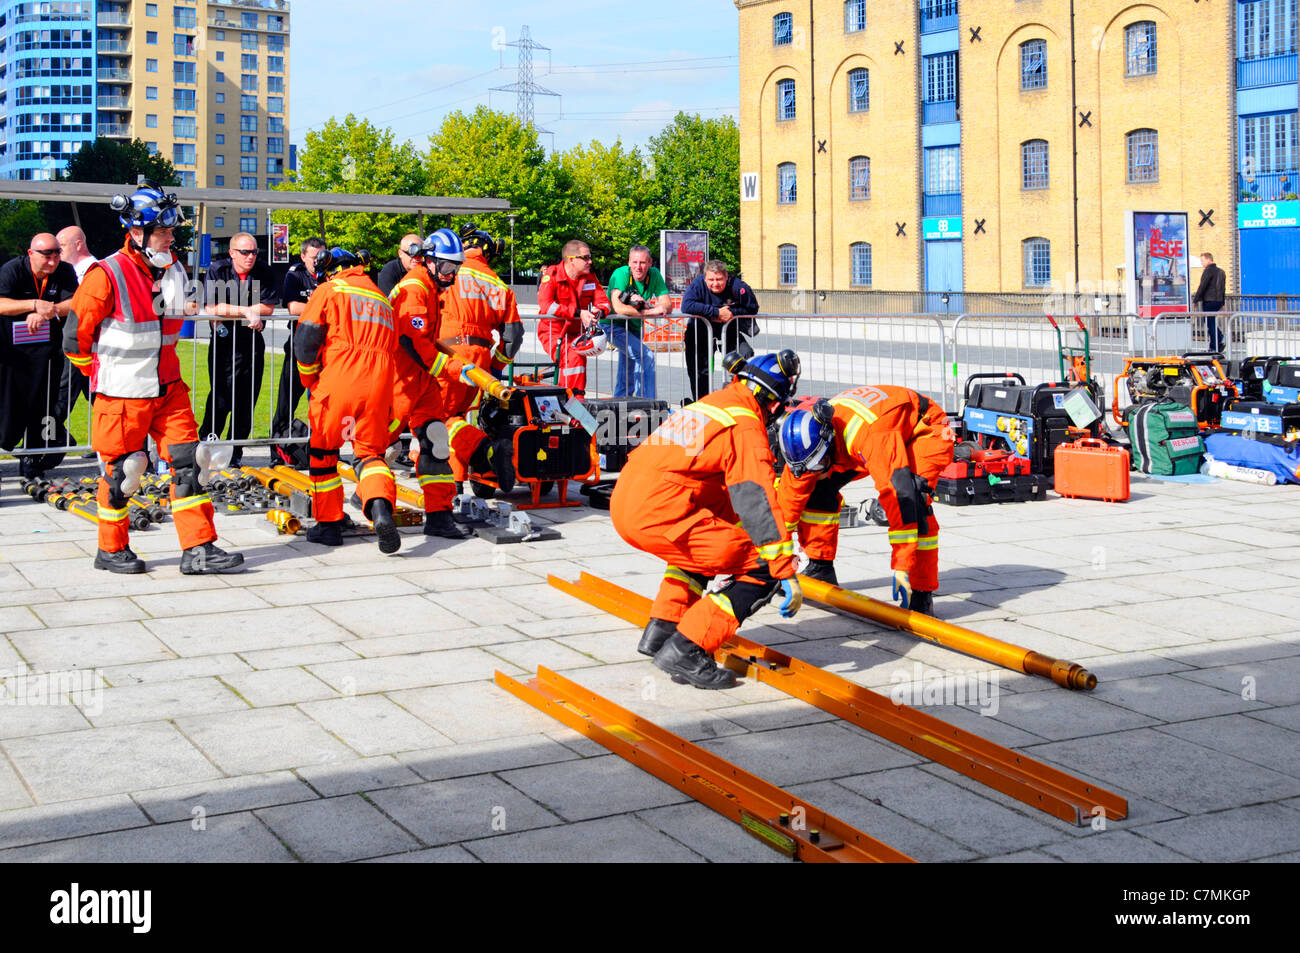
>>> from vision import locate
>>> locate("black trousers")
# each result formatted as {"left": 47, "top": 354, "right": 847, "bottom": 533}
{"left": 200, "top": 324, "right": 265, "bottom": 462}
{"left": 271, "top": 322, "right": 305, "bottom": 437}
{"left": 1202, "top": 300, "right": 1224, "bottom": 352}
{"left": 683, "top": 316, "right": 757, "bottom": 402}
{"left": 0, "top": 351, "right": 68, "bottom": 477}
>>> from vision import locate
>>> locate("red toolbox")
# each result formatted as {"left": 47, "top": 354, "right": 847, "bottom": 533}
{"left": 1053, "top": 438, "right": 1130, "bottom": 502}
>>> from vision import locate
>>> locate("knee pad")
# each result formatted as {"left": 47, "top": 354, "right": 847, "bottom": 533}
{"left": 890, "top": 466, "right": 920, "bottom": 526}
{"left": 420, "top": 421, "right": 451, "bottom": 461}
{"left": 169, "top": 440, "right": 200, "bottom": 497}
{"left": 717, "top": 567, "right": 781, "bottom": 623}
{"left": 500, "top": 322, "right": 523, "bottom": 360}
{"left": 106, "top": 451, "right": 147, "bottom": 507}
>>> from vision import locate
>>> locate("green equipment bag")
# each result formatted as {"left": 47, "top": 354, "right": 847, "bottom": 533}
{"left": 1127, "top": 400, "right": 1205, "bottom": 475}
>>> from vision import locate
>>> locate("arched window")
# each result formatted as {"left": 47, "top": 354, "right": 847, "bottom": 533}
{"left": 1022, "top": 139, "right": 1048, "bottom": 189}
{"left": 1023, "top": 237, "right": 1051, "bottom": 287}
{"left": 778, "top": 244, "right": 798, "bottom": 286}
{"left": 777, "top": 162, "right": 797, "bottom": 204}
{"left": 850, "top": 242, "right": 872, "bottom": 286}
{"left": 773, "top": 12, "right": 793, "bottom": 46}
{"left": 1127, "top": 128, "right": 1159, "bottom": 182}
{"left": 847, "top": 67, "right": 869, "bottom": 112}
{"left": 1020, "top": 39, "right": 1046, "bottom": 90}
{"left": 849, "top": 155, "right": 870, "bottom": 200}
{"left": 1125, "top": 22, "right": 1156, "bottom": 75}
{"left": 776, "top": 78, "right": 796, "bottom": 121}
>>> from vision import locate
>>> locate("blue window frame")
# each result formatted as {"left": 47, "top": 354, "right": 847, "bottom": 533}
{"left": 774, "top": 12, "right": 793, "bottom": 46}
{"left": 778, "top": 244, "right": 798, "bottom": 286}
{"left": 848, "top": 67, "right": 869, "bottom": 112}
{"left": 850, "top": 242, "right": 872, "bottom": 286}
{"left": 844, "top": 0, "right": 865, "bottom": 34}
{"left": 924, "top": 146, "right": 960, "bottom": 194}
{"left": 925, "top": 52, "right": 957, "bottom": 102}
{"left": 849, "top": 156, "right": 870, "bottom": 200}
{"left": 777, "top": 162, "right": 797, "bottom": 204}
{"left": 777, "top": 78, "right": 796, "bottom": 121}
{"left": 1022, "top": 140, "right": 1048, "bottom": 189}
{"left": 1239, "top": 111, "right": 1299, "bottom": 199}
{"left": 1021, "top": 39, "right": 1046, "bottom": 90}
{"left": 1126, "top": 128, "right": 1158, "bottom": 182}
{"left": 1239, "top": 0, "right": 1299, "bottom": 60}
{"left": 1125, "top": 21, "right": 1157, "bottom": 76}
{"left": 1024, "top": 238, "right": 1050, "bottom": 287}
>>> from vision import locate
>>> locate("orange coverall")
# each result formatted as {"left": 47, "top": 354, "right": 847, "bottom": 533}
{"left": 437, "top": 248, "right": 520, "bottom": 480}
{"left": 65, "top": 240, "right": 217, "bottom": 554}
{"left": 777, "top": 385, "right": 954, "bottom": 592}
{"left": 536, "top": 262, "right": 611, "bottom": 394}
{"left": 388, "top": 264, "right": 491, "bottom": 514}
{"left": 610, "top": 380, "right": 795, "bottom": 652}
{"left": 295, "top": 266, "right": 398, "bottom": 522}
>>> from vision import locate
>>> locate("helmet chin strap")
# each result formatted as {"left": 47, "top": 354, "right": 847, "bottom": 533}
{"left": 128, "top": 231, "right": 172, "bottom": 270}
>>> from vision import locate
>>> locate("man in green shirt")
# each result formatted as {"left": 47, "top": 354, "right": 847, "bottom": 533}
{"left": 605, "top": 244, "right": 672, "bottom": 398}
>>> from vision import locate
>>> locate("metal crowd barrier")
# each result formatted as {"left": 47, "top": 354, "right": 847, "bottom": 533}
{"left": 1225, "top": 311, "right": 1300, "bottom": 361}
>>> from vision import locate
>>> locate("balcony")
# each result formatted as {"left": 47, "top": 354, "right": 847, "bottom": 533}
{"left": 920, "top": 1, "right": 958, "bottom": 34}
{"left": 97, "top": 95, "right": 130, "bottom": 109}
{"left": 1239, "top": 171, "right": 1300, "bottom": 201}
{"left": 923, "top": 192, "right": 962, "bottom": 216}
{"left": 96, "top": 68, "right": 131, "bottom": 82}
{"left": 98, "top": 12, "right": 131, "bottom": 27}
{"left": 99, "top": 124, "right": 129, "bottom": 138}
{"left": 97, "top": 40, "right": 130, "bottom": 54}
{"left": 922, "top": 100, "right": 957, "bottom": 124}
{"left": 1237, "top": 53, "right": 1298, "bottom": 89}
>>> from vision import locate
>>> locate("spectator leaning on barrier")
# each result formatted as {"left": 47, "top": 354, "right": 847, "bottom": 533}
{"left": 272, "top": 236, "right": 326, "bottom": 444}
{"left": 377, "top": 233, "right": 424, "bottom": 297}
{"left": 200, "top": 232, "right": 277, "bottom": 468}
{"left": 536, "top": 239, "right": 611, "bottom": 395}
{"left": 54, "top": 226, "right": 99, "bottom": 420}
{"left": 605, "top": 244, "right": 671, "bottom": 399}
{"left": 0, "top": 232, "right": 78, "bottom": 479}
{"left": 1192, "top": 252, "right": 1227, "bottom": 352}
{"left": 680, "top": 259, "right": 760, "bottom": 403}
{"left": 63, "top": 181, "right": 244, "bottom": 575}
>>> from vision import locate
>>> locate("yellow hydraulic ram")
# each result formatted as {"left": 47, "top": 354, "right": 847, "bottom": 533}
{"left": 549, "top": 572, "right": 1128, "bottom": 825}
{"left": 796, "top": 576, "right": 1097, "bottom": 691}
{"left": 496, "top": 666, "right": 914, "bottom": 862}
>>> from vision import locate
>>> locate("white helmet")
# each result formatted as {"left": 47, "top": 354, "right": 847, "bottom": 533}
{"left": 572, "top": 327, "right": 610, "bottom": 357}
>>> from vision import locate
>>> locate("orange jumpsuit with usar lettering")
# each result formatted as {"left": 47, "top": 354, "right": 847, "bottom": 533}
{"left": 610, "top": 380, "right": 795, "bottom": 652}
{"left": 295, "top": 265, "right": 398, "bottom": 521}
{"left": 777, "top": 385, "right": 954, "bottom": 592}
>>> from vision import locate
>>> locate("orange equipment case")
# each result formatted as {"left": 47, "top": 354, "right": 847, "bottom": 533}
{"left": 1053, "top": 438, "right": 1131, "bottom": 503}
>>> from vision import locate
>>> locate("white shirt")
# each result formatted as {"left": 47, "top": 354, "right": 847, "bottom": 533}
{"left": 71, "top": 255, "right": 98, "bottom": 283}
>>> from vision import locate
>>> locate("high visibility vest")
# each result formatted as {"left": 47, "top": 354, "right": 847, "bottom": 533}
{"left": 88, "top": 251, "right": 187, "bottom": 398}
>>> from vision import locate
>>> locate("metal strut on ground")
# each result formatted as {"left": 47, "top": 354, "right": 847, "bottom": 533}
{"left": 494, "top": 666, "right": 915, "bottom": 862}
{"left": 549, "top": 572, "right": 1127, "bottom": 826}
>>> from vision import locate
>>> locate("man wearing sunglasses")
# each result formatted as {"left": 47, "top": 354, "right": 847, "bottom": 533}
{"left": 0, "top": 232, "right": 79, "bottom": 479}
{"left": 200, "top": 232, "right": 278, "bottom": 467}
{"left": 537, "top": 239, "right": 611, "bottom": 394}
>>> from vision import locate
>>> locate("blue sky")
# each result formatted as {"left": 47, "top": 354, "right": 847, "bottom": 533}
{"left": 289, "top": 1, "right": 741, "bottom": 155}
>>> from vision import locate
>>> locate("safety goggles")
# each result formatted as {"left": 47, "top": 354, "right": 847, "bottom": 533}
{"left": 787, "top": 438, "right": 831, "bottom": 477}
{"left": 433, "top": 260, "right": 460, "bottom": 277}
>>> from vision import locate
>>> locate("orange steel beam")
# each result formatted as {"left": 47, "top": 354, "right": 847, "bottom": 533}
{"left": 795, "top": 576, "right": 1097, "bottom": 691}
{"left": 553, "top": 572, "right": 1128, "bottom": 825}
{"left": 495, "top": 666, "right": 914, "bottom": 862}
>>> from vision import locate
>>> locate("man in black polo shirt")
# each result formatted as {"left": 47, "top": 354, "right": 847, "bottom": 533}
{"left": 200, "top": 233, "right": 278, "bottom": 467}
{"left": 376, "top": 233, "right": 423, "bottom": 297}
{"left": 272, "top": 236, "right": 325, "bottom": 445}
{"left": 0, "top": 233, "right": 79, "bottom": 479}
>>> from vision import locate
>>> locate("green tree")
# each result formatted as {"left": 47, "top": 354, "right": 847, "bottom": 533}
{"left": 273, "top": 114, "right": 427, "bottom": 257}
{"left": 647, "top": 113, "right": 741, "bottom": 270}
{"left": 55, "top": 138, "right": 184, "bottom": 258}
{"left": 556, "top": 139, "right": 661, "bottom": 277}
{"left": 426, "top": 106, "right": 575, "bottom": 275}
{"left": 0, "top": 200, "right": 48, "bottom": 262}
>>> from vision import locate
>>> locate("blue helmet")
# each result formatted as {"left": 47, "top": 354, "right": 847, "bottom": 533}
{"left": 111, "top": 180, "right": 182, "bottom": 230}
{"left": 314, "top": 246, "right": 359, "bottom": 276}
{"left": 734, "top": 349, "right": 801, "bottom": 404}
{"left": 423, "top": 228, "right": 465, "bottom": 263}
{"left": 778, "top": 399, "right": 835, "bottom": 477}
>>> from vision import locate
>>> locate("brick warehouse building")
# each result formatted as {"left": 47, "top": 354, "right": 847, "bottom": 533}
{"left": 0, "top": 0, "right": 291, "bottom": 242}
{"left": 737, "top": 0, "right": 1299, "bottom": 301}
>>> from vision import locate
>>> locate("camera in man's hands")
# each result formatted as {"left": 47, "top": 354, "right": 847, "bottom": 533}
{"left": 617, "top": 289, "right": 647, "bottom": 312}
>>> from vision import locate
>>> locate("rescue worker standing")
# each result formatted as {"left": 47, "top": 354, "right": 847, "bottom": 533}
{"left": 776, "top": 385, "right": 955, "bottom": 615}
{"left": 610, "top": 351, "right": 804, "bottom": 690}
{"left": 389, "top": 229, "right": 513, "bottom": 538}
{"left": 295, "top": 247, "right": 402, "bottom": 555}
{"left": 536, "top": 239, "right": 610, "bottom": 395}
{"left": 63, "top": 182, "right": 244, "bottom": 575}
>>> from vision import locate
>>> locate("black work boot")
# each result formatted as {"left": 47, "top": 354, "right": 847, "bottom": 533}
{"left": 94, "top": 547, "right": 147, "bottom": 574}
{"left": 801, "top": 558, "right": 838, "bottom": 586}
{"left": 180, "top": 541, "right": 246, "bottom": 575}
{"left": 489, "top": 438, "right": 515, "bottom": 493}
{"left": 305, "top": 519, "right": 344, "bottom": 547}
{"left": 424, "top": 510, "right": 472, "bottom": 539}
{"left": 637, "top": 617, "right": 678, "bottom": 658}
{"left": 909, "top": 591, "right": 935, "bottom": 616}
{"left": 652, "top": 631, "right": 737, "bottom": 690}
{"left": 369, "top": 498, "right": 401, "bottom": 555}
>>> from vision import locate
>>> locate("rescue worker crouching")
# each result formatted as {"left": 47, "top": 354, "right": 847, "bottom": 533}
{"left": 388, "top": 229, "right": 514, "bottom": 538}
{"left": 296, "top": 247, "right": 402, "bottom": 555}
{"left": 776, "top": 385, "right": 955, "bottom": 616}
{"left": 63, "top": 181, "right": 244, "bottom": 575}
{"left": 610, "top": 350, "right": 804, "bottom": 690}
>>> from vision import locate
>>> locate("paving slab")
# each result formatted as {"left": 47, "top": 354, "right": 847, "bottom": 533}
{"left": 10, "top": 621, "right": 175, "bottom": 672}
{"left": 0, "top": 794, "right": 151, "bottom": 850}
{"left": 365, "top": 774, "right": 561, "bottom": 847}
{"left": 220, "top": 667, "right": 339, "bottom": 707}
{"left": 295, "top": 756, "right": 425, "bottom": 798}
{"left": 307, "top": 648, "right": 518, "bottom": 695}
{"left": 78, "top": 676, "right": 248, "bottom": 727}
{"left": 1133, "top": 803, "right": 1300, "bottom": 862}
{"left": 0, "top": 810, "right": 297, "bottom": 862}
{"left": 462, "top": 814, "right": 704, "bottom": 863}
{"left": 359, "top": 844, "right": 480, "bottom": 863}
{"left": 299, "top": 695, "right": 454, "bottom": 756}
{"left": 499, "top": 755, "right": 690, "bottom": 822}
{"left": 1155, "top": 715, "right": 1300, "bottom": 778}
{"left": 174, "top": 707, "right": 357, "bottom": 775}
{"left": 1037, "top": 830, "right": 1195, "bottom": 863}
{"left": 698, "top": 721, "right": 922, "bottom": 787}
{"left": 256, "top": 794, "right": 421, "bottom": 862}
{"left": 395, "top": 735, "right": 580, "bottom": 783}
{"left": 145, "top": 605, "right": 355, "bottom": 656}
{"left": 133, "top": 771, "right": 319, "bottom": 823}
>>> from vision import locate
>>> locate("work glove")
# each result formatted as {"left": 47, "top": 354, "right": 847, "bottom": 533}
{"left": 892, "top": 570, "right": 913, "bottom": 610}
{"left": 777, "top": 577, "right": 803, "bottom": 618}
{"left": 460, "top": 364, "right": 515, "bottom": 405}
